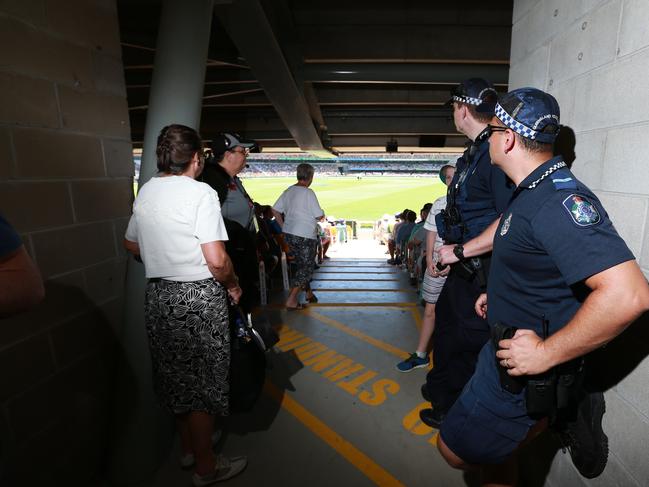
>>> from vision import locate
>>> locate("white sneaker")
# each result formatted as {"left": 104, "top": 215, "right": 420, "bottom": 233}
{"left": 180, "top": 430, "right": 223, "bottom": 469}
{"left": 192, "top": 455, "right": 247, "bottom": 486}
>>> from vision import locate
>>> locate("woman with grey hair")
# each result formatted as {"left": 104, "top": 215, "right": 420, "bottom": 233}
{"left": 272, "top": 163, "right": 324, "bottom": 310}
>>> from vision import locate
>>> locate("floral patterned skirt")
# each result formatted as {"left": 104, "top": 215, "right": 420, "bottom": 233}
{"left": 144, "top": 278, "right": 230, "bottom": 415}
{"left": 284, "top": 233, "right": 317, "bottom": 288}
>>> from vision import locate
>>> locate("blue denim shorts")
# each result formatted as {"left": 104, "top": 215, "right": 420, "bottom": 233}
{"left": 439, "top": 341, "right": 538, "bottom": 464}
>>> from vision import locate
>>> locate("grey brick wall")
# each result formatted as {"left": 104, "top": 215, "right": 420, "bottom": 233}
{"left": 511, "top": 1, "right": 649, "bottom": 485}
{"left": 0, "top": 0, "right": 131, "bottom": 484}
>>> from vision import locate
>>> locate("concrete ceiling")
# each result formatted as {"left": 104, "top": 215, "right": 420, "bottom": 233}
{"left": 118, "top": 0, "right": 513, "bottom": 153}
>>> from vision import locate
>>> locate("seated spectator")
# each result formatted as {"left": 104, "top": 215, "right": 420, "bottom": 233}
{"left": 254, "top": 204, "right": 280, "bottom": 275}
{"left": 262, "top": 205, "right": 290, "bottom": 260}
{"left": 317, "top": 217, "right": 331, "bottom": 263}
{"left": 387, "top": 209, "right": 408, "bottom": 264}
{"left": 394, "top": 210, "right": 416, "bottom": 264}
{"left": 406, "top": 203, "right": 433, "bottom": 285}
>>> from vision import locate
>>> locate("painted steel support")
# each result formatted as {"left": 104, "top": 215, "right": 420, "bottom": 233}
{"left": 109, "top": 0, "right": 214, "bottom": 484}
{"left": 221, "top": 0, "right": 327, "bottom": 152}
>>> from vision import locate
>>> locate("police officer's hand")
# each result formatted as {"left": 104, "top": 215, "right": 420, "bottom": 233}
{"left": 474, "top": 293, "right": 487, "bottom": 319}
{"left": 495, "top": 329, "right": 550, "bottom": 376}
{"left": 438, "top": 244, "right": 459, "bottom": 266}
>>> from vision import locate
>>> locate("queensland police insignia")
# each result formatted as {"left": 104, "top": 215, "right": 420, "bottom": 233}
{"left": 562, "top": 194, "right": 600, "bottom": 226}
{"left": 500, "top": 213, "right": 512, "bottom": 236}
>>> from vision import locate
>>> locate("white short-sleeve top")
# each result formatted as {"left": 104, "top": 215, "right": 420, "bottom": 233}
{"left": 125, "top": 176, "right": 229, "bottom": 281}
{"left": 423, "top": 195, "right": 447, "bottom": 249}
{"left": 273, "top": 185, "right": 324, "bottom": 239}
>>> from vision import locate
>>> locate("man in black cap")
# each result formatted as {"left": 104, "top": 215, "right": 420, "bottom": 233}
{"left": 419, "top": 78, "right": 514, "bottom": 428}
{"left": 436, "top": 87, "right": 649, "bottom": 482}
{"left": 201, "top": 133, "right": 258, "bottom": 312}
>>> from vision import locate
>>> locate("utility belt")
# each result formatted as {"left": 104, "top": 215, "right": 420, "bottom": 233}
{"left": 491, "top": 322, "right": 585, "bottom": 422}
{"left": 450, "top": 256, "right": 490, "bottom": 289}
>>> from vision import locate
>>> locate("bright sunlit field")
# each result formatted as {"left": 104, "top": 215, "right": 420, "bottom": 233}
{"left": 241, "top": 176, "right": 447, "bottom": 221}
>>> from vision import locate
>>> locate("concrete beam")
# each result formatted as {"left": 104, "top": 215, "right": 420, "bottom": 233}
{"left": 219, "top": 0, "right": 326, "bottom": 151}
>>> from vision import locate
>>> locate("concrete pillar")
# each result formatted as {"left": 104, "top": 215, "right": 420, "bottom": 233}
{"left": 108, "top": 0, "right": 213, "bottom": 484}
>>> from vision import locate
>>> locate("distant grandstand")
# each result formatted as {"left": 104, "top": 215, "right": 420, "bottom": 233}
{"left": 244, "top": 152, "right": 462, "bottom": 177}
{"left": 132, "top": 150, "right": 464, "bottom": 181}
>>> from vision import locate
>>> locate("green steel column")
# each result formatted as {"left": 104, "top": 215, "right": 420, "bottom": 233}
{"left": 108, "top": 0, "right": 213, "bottom": 484}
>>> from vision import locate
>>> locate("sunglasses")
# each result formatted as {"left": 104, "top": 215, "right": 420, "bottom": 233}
{"left": 230, "top": 147, "right": 249, "bottom": 155}
{"left": 486, "top": 124, "right": 509, "bottom": 137}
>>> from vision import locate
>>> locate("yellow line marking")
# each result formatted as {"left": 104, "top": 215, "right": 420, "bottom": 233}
{"left": 264, "top": 382, "right": 405, "bottom": 487}
{"left": 306, "top": 309, "right": 410, "bottom": 360}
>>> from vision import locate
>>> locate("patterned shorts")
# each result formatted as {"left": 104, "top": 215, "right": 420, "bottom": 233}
{"left": 421, "top": 269, "right": 447, "bottom": 304}
{"left": 144, "top": 278, "right": 230, "bottom": 415}
{"left": 284, "top": 233, "right": 317, "bottom": 288}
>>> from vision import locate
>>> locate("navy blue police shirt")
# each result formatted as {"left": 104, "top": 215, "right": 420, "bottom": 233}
{"left": 488, "top": 156, "right": 634, "bottom": 336}
{"left": 447, "top": 137, "right": 513, "bottom": 244}
{"left": 0, "top": 214, "right": 22, "bottom": 259}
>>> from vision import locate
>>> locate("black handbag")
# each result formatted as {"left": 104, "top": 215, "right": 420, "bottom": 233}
{"left": 232, "top": 306, "right": 279, "bottom": 352}
{"left": 228, "top": 306, "right": 279, "bottom": 413}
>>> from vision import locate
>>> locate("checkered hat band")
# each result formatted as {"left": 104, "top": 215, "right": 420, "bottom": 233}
{"left": 453, "top": 95, "right": 482, "bottom": 106}
{"left": 494, "top": 103, "right": 539, "bottom": 140}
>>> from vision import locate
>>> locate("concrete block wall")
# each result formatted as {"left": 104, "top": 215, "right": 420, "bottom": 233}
{"left": 511, "top": 1, "right": 649, "bottom": 486}
{"left": 0, "top": 0, "right": 132, "bottom": 484}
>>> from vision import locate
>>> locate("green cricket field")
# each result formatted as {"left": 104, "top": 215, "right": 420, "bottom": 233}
{"left": 241, "top": 176, "right": 447, "bottom": 221}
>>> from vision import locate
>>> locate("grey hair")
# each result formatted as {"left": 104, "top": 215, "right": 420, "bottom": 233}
{"left": 296, "top": 163, "right": 315, "bottom": 181}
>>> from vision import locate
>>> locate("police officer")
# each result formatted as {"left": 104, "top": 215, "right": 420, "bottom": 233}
{"left": 419, "top": 78, "right": 514, "bottom": 427}
{"left": 436, "top": 87, "right": 649, "bottom": 482}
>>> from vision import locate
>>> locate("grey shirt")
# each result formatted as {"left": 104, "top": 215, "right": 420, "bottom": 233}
{"left": 221, "top": 177, "right": 255, "bottom": 231}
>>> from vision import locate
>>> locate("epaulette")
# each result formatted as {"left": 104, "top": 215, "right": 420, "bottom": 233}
{"left": 550, "top": 169, "right": 577, "bottom": 190}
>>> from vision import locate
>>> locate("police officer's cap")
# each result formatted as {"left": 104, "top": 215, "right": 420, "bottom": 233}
{"left": 446, "top": 78, "right": 498, "bottom": 115}
{"left": 210, "top": 133, "right": 257, "bottom": 155}
{"left": 494, "top": 88, "right": 561, "bottom": 144}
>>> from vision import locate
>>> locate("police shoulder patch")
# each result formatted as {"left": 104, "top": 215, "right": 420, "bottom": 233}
{"left": 562, "top": 194, "right": 601, "bottom": 226}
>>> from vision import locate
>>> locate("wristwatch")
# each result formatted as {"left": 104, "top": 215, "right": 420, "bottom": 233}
{"left": 453, "top": 244, "right": 465, "bottom": 261}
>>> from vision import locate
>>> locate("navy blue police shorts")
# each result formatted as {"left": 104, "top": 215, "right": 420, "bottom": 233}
{"left": 439, "top": 341, "right": 538, "bottom": 465}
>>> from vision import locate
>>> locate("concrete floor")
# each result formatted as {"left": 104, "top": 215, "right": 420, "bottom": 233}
{"left": 146, "top": 253, "right": 480, "bottom": 487}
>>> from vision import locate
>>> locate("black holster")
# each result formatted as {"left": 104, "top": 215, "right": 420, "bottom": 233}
{"left": 451, "top": 256, "right": 489, "bottom": 289}
{"left": 492, "top": 322, "right": 586, "bottom": 421}
{"left": 491, "top": 322, "right": 526, "bottom": 394}
{"left": 439, "top": 208, "right": 465, "bottom": 244}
